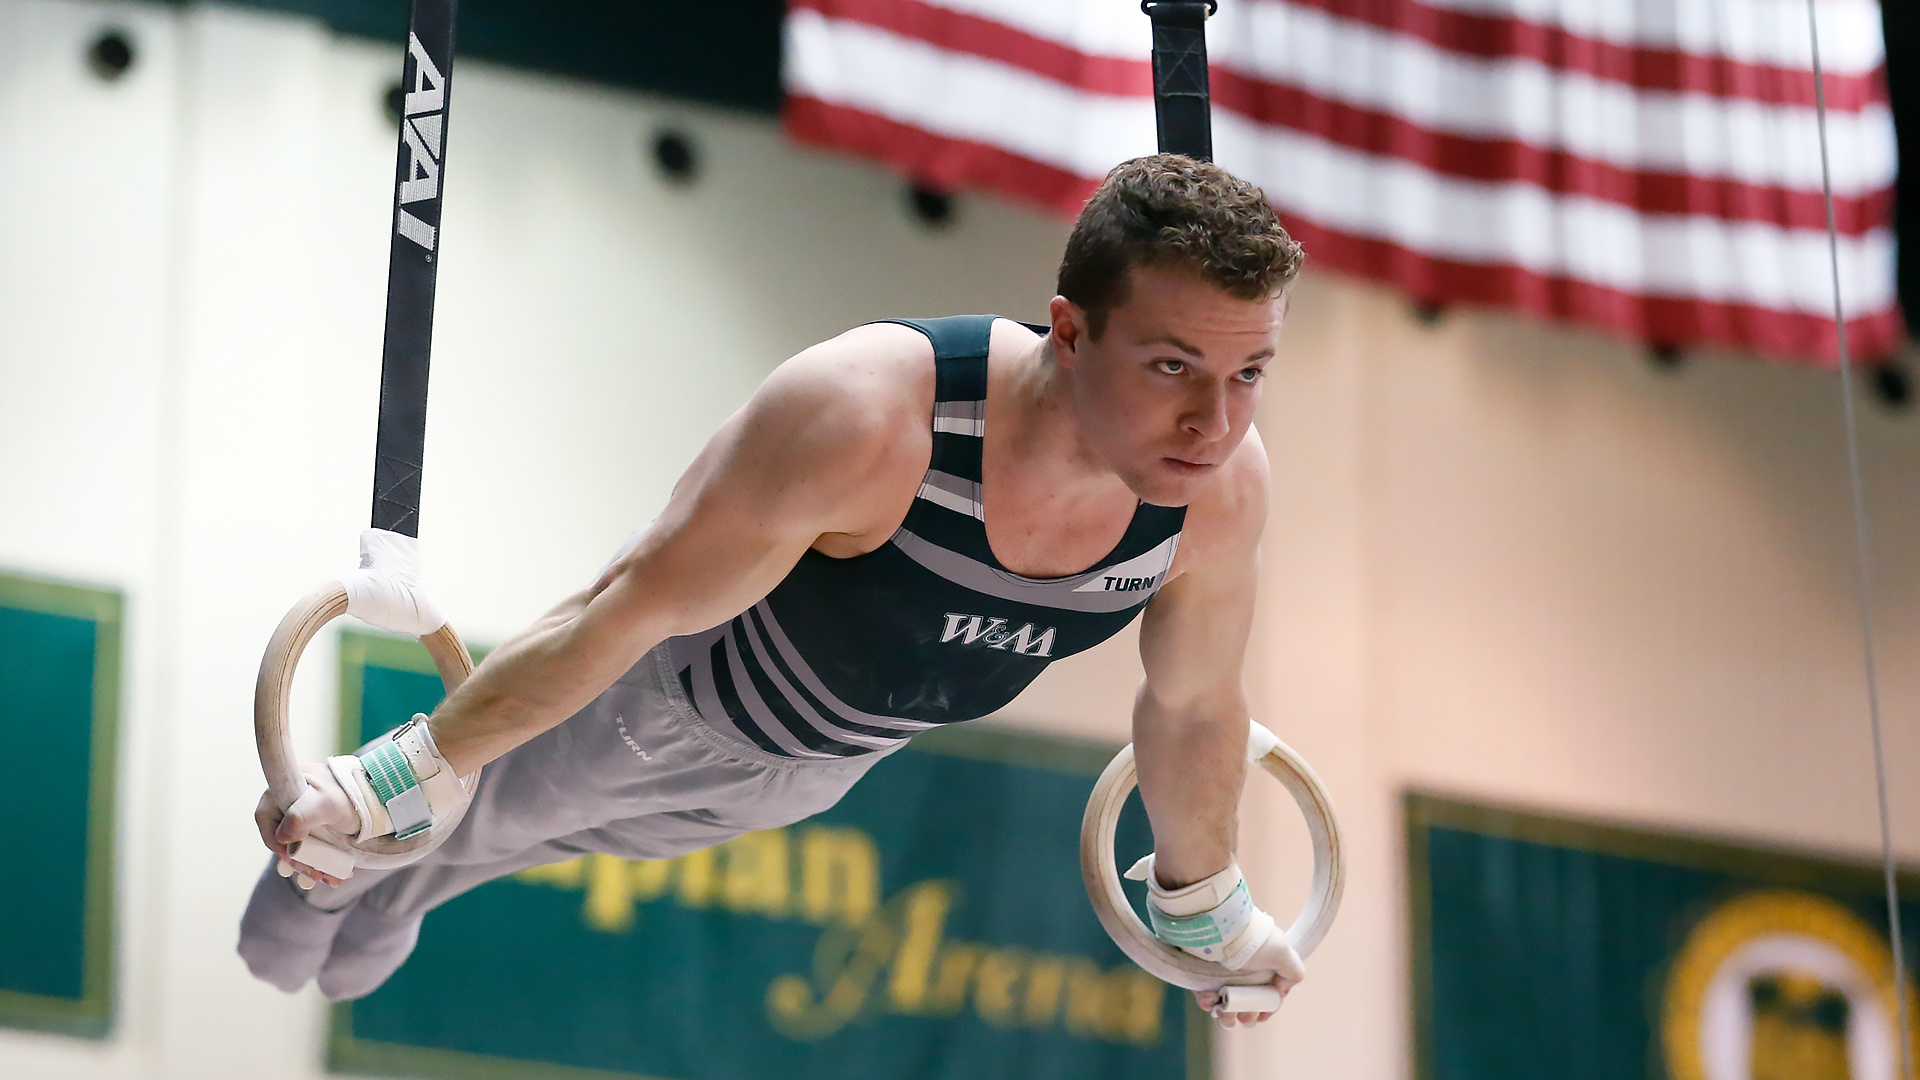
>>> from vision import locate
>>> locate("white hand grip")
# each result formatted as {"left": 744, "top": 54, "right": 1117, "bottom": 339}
{"left": 1218, "top": 985, "right": 1284, "bottom": 1014}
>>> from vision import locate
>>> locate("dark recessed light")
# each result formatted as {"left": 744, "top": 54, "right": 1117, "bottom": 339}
{"left": 383, "top": 81, "right": 405, "bottom": 126}
{"left": 1647, "top": 343, "right": 1686, "bottom": 372}
{"left": 651, "top": 129, "right": 699, "bottom": 185}
{"left": 1869, "top": 362, "right": 1912, "bottom": 411}
{"left": 908, "top": 183, "right": 955, "bottom": 229}
{"left": 87, "top": 28, "right": 135, "bottom": 82}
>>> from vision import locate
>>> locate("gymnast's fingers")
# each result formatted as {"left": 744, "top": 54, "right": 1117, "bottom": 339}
{"left": 256, "top": 794, "right": 340, "bottom": 887}
{"left": 255, "top": 790, "right": 290, "bottom": 858}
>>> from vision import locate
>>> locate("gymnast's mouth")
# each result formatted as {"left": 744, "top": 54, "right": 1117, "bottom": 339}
{"left": 1162, "top": 457, "right": 1217, "bottom": 475}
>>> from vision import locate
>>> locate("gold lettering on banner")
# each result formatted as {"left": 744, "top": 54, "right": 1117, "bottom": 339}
{"left": 722, "top": 829, "right": 790, "bottom": 916}
{"left": 1062, "top": 958, "right": 1111, "bottom": 1037}
{"left": 630, "top": 856, "right": 672, "bottom": 901}
{"left": 586, "top": 854, "right": 634, "bottom": 932}
{"left": 517, "top": 859, "right": 584, "bottom": 887}
{"left": 677, "top": 847, "right": 717, "bottom": 907}
{"left": 799, "top": 826, "right": 878, "bottom": 925}
{"left": 928, "top": 943, "right": 981, "bottom": 1013}
{"left": 513, "top": 825, "right": 1165, "bottom": 1047}
{"left": 765, "top": 883, "right": 915, "bottom": 1040}
{"left": 886, "top": 881, "right": 953, "bottom": 1011}
{"left": 518, "top": 827, "right": 876, "bottom": 929}
{"left": 972, "top": 949, "right": 1028, "bottom": 1027}
{"left": 1023, "top": 956, "right": 1068, "bottom": 1027}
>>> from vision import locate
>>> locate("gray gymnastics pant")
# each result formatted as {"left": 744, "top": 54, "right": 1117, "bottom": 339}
{"left": 237, "top": 643, "right": 888, "bottom": 1001}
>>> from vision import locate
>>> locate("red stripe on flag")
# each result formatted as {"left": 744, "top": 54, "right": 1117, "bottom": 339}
{"left": 790, "top": 0, "right": 1149, "bottom": 95}
{"left": 795, "top": 0, "right": 1885, "bottom": 112}
{"left": 1282, "top": 215, "right": 1904, "bottom": 365}
{"left": 1274, "top": 0, "right": 1886, "bottom": 112}
{"left": 1208, "top": 71, "right": 1891, "bottom": 234}
{"left": 784, "top": 95, "right": 1100, "bottom": 216}
{"left": 784, "top": 98, "right": 1902, "bottom": 364}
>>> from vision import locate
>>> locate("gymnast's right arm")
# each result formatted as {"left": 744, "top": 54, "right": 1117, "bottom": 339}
{"left": 257, "top": 327, "right": 927, "bottom": 871}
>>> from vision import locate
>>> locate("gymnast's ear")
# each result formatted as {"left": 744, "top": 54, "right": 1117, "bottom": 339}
{"left": 1048, "top": 295, "right": 1090, "bottom": 368}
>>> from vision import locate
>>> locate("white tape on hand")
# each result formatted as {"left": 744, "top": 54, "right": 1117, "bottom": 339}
{"left": 339, "top": 529, "right": 446, "bottom": 637}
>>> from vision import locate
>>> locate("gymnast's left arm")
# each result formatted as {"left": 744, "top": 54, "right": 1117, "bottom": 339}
{"left": 1131, "top": 429, "right": 1300, "bottom": 1026}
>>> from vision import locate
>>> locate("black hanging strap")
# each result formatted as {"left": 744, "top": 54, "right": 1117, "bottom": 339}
{"left": 1142, "top": 0, "right": 1215, "bottom": 161}
{"left": 372, "top": 0, "right": 459, "bottom": 537}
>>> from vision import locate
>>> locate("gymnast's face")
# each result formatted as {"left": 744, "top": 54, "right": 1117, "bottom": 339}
{"left": 1052, "top": 263, "right": 1284, "bottom": 506}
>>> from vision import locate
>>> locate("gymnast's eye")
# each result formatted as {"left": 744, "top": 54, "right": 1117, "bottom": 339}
{"left": 1235, "top": 366, "right": 1265, "bottom": 383}
{"left": 1154, "top": 359, "right": 1187, "bottom": 375}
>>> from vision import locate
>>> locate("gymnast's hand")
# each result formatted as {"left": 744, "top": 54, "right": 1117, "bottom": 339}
{"left": 254, "top": 763, "right": 358, "bottom": 888}
{"left": 1193, "top": 922, "right": 1305, "bottom": 1027}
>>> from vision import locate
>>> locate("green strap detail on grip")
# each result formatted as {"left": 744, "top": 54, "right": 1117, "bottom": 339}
{"left": 361, "top": 742, "right": 415, "bottom": 803}
{"left": 1148, "top": 906, "right": 1226, "bottom": 947}
{"left": 1146, "top": 878, "right": 1254, "bottom": 954}
{"left": 359, "top": 741, "right": 431, "bottom": 840}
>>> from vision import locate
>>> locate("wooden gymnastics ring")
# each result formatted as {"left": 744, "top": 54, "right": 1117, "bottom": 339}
{"left": 254, "top": 580, "right": 475, "bottom": 878}
{"left": 1080, "top": 723, "right": 1344, "bottom": 1014}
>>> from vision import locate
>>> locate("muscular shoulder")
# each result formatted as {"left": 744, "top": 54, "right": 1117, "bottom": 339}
{"left": 1168, "top": 425, "right": 1270, "bottom": 578}
{"left": 747, "top": 322, "right": 933, "bottom": 456}
{"left": 704, "top": 322, "right": 933, "bottom": 540}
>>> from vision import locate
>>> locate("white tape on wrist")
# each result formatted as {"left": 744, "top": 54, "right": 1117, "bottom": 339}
{"left": 338, "top": 529, "right": 447, "bottom": 637}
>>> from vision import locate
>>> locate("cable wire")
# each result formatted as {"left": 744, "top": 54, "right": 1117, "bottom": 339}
{"left": 1804, "top": 1, "right": 1913, "bottom": 1071}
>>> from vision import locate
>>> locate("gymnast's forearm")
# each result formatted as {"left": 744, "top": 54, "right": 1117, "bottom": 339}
{"left": 1131, "top": 684, "right": 1248, "bottom": 888}
{"left": 424, "top": 578, "right": 669, "bottom": 776}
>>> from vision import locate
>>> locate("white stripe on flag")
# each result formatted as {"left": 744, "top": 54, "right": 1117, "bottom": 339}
{"left": 1221, "top": 114, "right": 1895, "bottom": 314}
{"left": 1282, "top": 0, "right": 1888, "bottom": 72}
{"left": 901, "top": 0, "right": 1151, "bottom": 60}
{"left": 910, "top": 0, "right": 1886, "bottom": 77}
{"left": 1214, "top": 3, "right": 1894, "bottom": 193}
{"left": 786, "top": 10, "right": 1157, "bottom": 176}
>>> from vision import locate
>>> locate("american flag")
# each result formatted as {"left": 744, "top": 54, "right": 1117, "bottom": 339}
{"left": 784, "top": 0, "right": 1899, "bottom": 366}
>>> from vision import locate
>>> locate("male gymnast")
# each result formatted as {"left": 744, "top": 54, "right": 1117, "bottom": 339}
{"left": 243, "top": 153, "right": 1307, "bottom": 1027}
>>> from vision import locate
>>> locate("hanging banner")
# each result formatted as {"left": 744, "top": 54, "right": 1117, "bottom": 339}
{"left": 328, "top": 630, "right": 1206, "bottom": 1080}
{"left": 1409, "top": 793, "right": 1920, "bottom": 1080}
{"left": 0, "top": 571, "right": 120, "bottom": 1039}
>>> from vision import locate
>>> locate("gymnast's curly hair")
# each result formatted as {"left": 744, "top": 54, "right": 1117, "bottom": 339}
{"left": 1057, "top": 154, "right": 1303, "bottom": 337}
